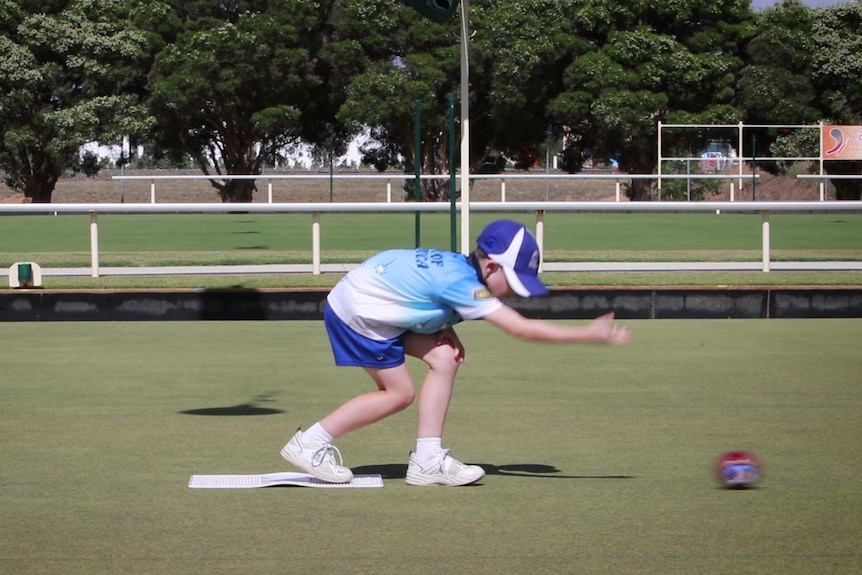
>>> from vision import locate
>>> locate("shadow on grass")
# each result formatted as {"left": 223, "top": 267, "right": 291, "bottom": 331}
{"left": 351, "top": 462, "right": 634, "bottom": 481}
{"left": 180, "top": 392, "right": 284, "bottom": 416}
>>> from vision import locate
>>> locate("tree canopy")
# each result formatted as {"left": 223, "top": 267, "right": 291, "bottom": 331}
{"left": 0, "top": 0, "right": 150, "bottom": 202}
{"left": 811, "top": 0, "right": 862, "bottom": 199}
{"left": 548, "top": 0, "right": 756, "bottom": 200}
{"left": 738, "top": 0, "right": 862, "bottom": 199}
{"left": 1, "top": 0, "right": 860, "bottom": 202}
{"left": 137, "top": 0, "right": 354, "bottom": 202}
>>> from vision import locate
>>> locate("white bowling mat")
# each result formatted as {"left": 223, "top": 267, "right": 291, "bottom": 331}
{"left": 188, "top": 472, "right": 384, "bottom": 489}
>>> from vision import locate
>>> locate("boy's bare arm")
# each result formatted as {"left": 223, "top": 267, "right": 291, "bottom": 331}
{"left": 483, "top": 306, "right": 631, "bottom": 345}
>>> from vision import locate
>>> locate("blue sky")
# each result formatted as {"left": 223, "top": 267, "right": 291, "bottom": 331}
{"left": 750, "top": 0, "right": 842, "bottom": 9}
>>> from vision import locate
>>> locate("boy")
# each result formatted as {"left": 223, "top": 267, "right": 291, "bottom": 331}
{"left": 281, "top": 219, "right": 631, "bottom": 486}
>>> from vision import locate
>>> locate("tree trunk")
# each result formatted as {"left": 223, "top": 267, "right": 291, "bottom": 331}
{"left": 621, "top": 145, "right": 657, "bottom": 201}
{"left": 402, "top": 141, "right": 452, "bottom": 202}
{"left": 217, "top": 179, "right": 256, "bottom": 203}
{"left": 825, "top": 160, "right": 862, "bottom": 200}
{"left": 10, "top": 147, "right": 64, "bottom": 203}
{"left": 22, "top": 159, "right": 61, "bottom": 203}
{"left": 24, "top": 180, "right": 56, "bottom": 203}
{"left": 627, "top": 179, "right": 653, "bottom": 201}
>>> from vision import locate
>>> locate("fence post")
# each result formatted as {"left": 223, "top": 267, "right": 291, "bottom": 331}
{"left": 312, "top": 211, "right": 321, "bottom": 275}
{"left": 89, "top": 211, "right": 100, "bottom": 278}
{"left": 761, "top": 211, "right": 771, "bottom": 272}
{"left": 150, "top": 180, "right": 156, "bottom": 204}
{"left": 535, "top": 210, "right": 545, "bottom": 273}
{"left": 501, "top": 178, "right": 506, "bottom": 202}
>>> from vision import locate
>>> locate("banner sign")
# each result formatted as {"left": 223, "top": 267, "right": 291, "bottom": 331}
{"left": 822, "top": 125, "right": 862, "bottom": 160}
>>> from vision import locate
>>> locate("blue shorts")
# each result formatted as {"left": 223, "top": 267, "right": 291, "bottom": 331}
{"left": 323, "top": 303, "right": 405, "bottom": 369}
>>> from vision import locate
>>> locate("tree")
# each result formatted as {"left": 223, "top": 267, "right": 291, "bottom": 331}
{"left": 470, "top": 0, "right": 577, "bottom": 171}
{"left": 337, "top": 0, "right": 576, "bottom": 201}
{"left": 548, "top": 0, "right": 757, "bottom": 200}
{"left": 739, "top": 0, "right": 862, "bottom": 200}
{"left": 336, "top": 0, "right": 462, "bottom": 201}
{"left": 738, "top": 0, "right": 820, "bottom": 174}
{"left": 811, "top": 1, "right": 862, "bottom": 200}
{"left": 138, "top": 0, "right": 357, "bottom": 202}
{"left": 0, "top": 0, "right": 150, "bottom": 202}
{"left": 739, "top": 1, "right": 819, "bottom": 123}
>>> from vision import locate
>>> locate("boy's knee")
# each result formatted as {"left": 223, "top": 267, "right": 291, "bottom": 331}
{"left": 391, "top": 387, "right": 415, "bottom": 411}
{"left": 424, "top": 344, "right": 461, "bottom": 374}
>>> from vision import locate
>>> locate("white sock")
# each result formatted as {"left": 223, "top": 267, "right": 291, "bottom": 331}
{"left": 415, "top": 437, "right": 443, "bottom": 460}
{"left": 302, "top": 422, "right": 334, "bottom": 445}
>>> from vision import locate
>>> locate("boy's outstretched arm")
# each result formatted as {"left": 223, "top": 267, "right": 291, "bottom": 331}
{"left": 483, "top": 306, "right": 631, "bottom": 345}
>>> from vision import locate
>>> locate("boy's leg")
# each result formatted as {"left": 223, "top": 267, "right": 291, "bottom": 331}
{"left": 318, "top": 364, "right": 416, "bottom": 438}
{"left": 404, "top": 332, "right": 484, "bottom": 486}
{"left": 283, "top": 305, "right": 416, "bottom": 483}
{"left": 404, "top": 332, "right": 461, "bottom": 438}
{"left": 281, "top": 363, "right": 414, "bottom": 483}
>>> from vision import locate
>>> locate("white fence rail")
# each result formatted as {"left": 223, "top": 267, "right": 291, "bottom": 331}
{"left": 1, "top": 201, "right": 860, "bottom": 276}
{"left": 110, "top": 173, "right": 757, "bottom": 204}
{"left": 111, "top": 171, "right": 764, "bottom": 256}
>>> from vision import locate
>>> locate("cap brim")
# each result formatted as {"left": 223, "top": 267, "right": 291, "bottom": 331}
{"left": 501, "top": 265, "right": 549, "bottom": 297}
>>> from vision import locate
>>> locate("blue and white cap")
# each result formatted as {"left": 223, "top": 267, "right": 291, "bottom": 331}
{"left": 477, "top": 220, "right": 548, "bottom": 297}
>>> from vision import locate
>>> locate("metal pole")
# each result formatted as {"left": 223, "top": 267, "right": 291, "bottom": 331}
{"left": 449, "top": 93, "right": 457, "bottom": 252}
{"left": 459, "top": 0, "right": 471, "bottom": 254}
{"left": 686, "top": 155, "right": 691, "bottom": 201}
{"left": 657, "top": 121, "right": 663, "bottom": 199}
{"left": 414, "top": 100, "right": 422, "bottom": 247}
{"left": 738, "top": 121, "right": 744, "bottom": 194}
{"left": 751, "top": 134, "right": 757, "bottom": 201}
{"left": 819, "top": 121, "right": 825, "bottom": 201}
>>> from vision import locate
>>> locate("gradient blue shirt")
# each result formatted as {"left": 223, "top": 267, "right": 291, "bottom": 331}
{"left": 326, "top": 248, "right": 504, "bottom": 340}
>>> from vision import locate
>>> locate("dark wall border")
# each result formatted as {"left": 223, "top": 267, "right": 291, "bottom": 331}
{"left": 2, "top": 287, "right": 861, "bottom": 321}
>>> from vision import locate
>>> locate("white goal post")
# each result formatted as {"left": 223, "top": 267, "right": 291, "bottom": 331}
{"left": 657, "top": 122, "right": 825, "bottom": 201}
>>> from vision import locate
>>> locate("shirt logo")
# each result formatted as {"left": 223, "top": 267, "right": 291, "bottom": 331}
{"left": 373, "top": 259, "right": 395, "bottom": 275}
{"left": 473, "top": 288, "right": 491, "bottom": 300}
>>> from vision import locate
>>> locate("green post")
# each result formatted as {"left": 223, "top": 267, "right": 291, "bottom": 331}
{"left": 448, "top": 94, "right": 457, "bottom": 252}
{"left": 414, "top": 100, "right": 422, "bottom": 247}
{"left": 18, "top": 263, "right": 33, "bottom": 287}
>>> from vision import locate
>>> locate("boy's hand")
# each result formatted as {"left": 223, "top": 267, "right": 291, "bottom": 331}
{"left": 436, "top": 327, "right": 466, "bottom": 363}
{"left": 590, "top": 313, "right": 632, "bottom": 345}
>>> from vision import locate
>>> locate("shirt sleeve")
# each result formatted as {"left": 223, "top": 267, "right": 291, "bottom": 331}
{"left": 434, "top": 261, "right": 504, "bottom": 321}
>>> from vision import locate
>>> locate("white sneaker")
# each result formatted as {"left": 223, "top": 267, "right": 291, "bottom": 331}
{"left": 405, "top": 449, "right": 485, "bottom": 486}
{"left": 280, "top": 428, "right": 354, "bottom": 484}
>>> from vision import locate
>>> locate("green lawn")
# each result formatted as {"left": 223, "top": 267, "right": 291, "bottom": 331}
{"left": 1, "top": 320, "right": 860, "bottom": 575}
{"left": 1, "top": 212, "right": 860, "bottom": 288}
{"left": 1, "top": 212, "right": 860, "bottom": 255}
